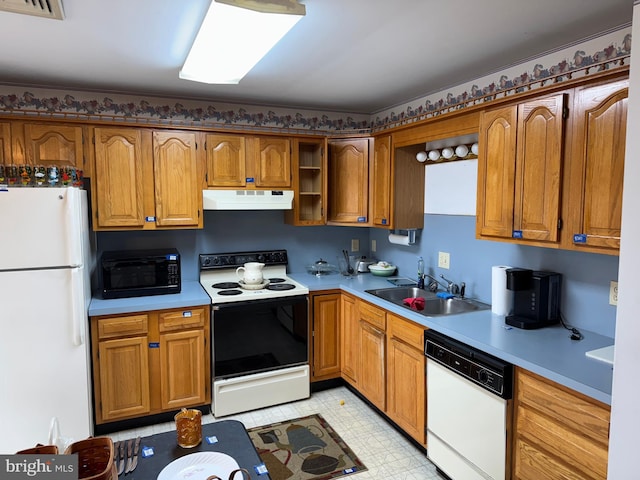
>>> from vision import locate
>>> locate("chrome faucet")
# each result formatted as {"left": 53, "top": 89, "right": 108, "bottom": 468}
{"left": 439, "top": 274, "right": 466, "bottom": 297}
{"left": 423, "top": 274, "right": 447, "bottom": 292}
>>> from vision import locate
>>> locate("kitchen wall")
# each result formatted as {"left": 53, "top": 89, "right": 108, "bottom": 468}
{"left": 97, "top": 206, "right": 618, "bottom": 339}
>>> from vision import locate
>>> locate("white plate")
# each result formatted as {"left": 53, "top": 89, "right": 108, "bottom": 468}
{"left": 238, "top": 279, "right": 270, "bottom": 290}
{"left": 157, "top": 452, "right": 240, "bottom": 480}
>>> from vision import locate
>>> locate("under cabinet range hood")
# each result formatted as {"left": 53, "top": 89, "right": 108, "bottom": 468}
{"left": 203, "top": 189, "right": 294, "bottom": 210}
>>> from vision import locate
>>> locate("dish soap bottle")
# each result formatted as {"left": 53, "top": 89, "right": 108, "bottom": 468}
{"left": 417, "top": 257, "right": 425, "bottom": 289}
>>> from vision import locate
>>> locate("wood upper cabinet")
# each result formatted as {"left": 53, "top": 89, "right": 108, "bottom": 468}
{"left": 93, "top": 127, "right": 147, "bottom": 228}
{"left": 205, "top": 134, "right": 290, "bottom": 188}
{"left": 285, "top": 138, "right": 327, "bottom": 225}
{"left": 11, "top": 122, "right": 85, "bottom": 171}
{"left": 0, "top": 122, "right": 11, "bottom": 164}
{"left": 205, "top": 134, "right": 246, "bottom": 187}
{"left": 386, "top": 314, "right": 426, "bottom": 445}
{"left": 328, "top": 138, "right": 372, "bottom": 224}
{"left": 92, "top": 127, "right": 202, "bottom": 230}
{"left": 358, "top": 301, "right": 386, "bottom": 411}
{"left": 253, "top": 136, "right": 291, "bottom": 187}
{"left": 371, "top": 135, "right": 391, "bottom": 227}
{"left": 512, "top": 368, "right": 610, "bottom": 480}
{"left": 311, "top": 292, "right": 341, "bottom": 381}
{"left": 153, "top": 131, "right": 200, "bottom": 227}
{"left": 477, "top": 93, "right": 566, "bottom": 245}
{"left": 565, "top": 79, "right": 628, "bottom": 254}
{"left": 340, "top": 293, "right": 359, "bottom": 384}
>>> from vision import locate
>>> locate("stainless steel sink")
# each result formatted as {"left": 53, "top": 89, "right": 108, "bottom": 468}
{"left": 365, "top": 287, "right": 490, "bottom": 317}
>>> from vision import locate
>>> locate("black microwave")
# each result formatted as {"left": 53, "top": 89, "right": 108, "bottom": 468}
{"left": 99, "top": 249, "right": 181, "bottom": 299}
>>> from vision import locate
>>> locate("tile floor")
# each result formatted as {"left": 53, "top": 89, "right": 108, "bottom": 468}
{"left": 108, "top": 386, "right": 443, "bottom": 479}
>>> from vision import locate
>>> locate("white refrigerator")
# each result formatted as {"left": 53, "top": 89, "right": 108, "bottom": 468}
{"left": 0, "top": 187, "right": 93, "bottom": 453}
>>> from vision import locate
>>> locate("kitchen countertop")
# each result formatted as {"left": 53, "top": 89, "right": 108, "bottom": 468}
{"left": 291, "top": 272, "right": 615, "bottom": 405}
{"left": 88, "top": 281, "right": 211, "bottom": 317}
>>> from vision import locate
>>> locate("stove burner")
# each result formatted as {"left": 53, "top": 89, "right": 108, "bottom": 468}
{"left": 218, "top": 289, "right": 243, "bottom": 296}
{"left": 267, "top": 277, "right": 286, "bottom": 284}
{"left": 267, "top": 283, "right": 296, "bottom": 291}
{"left": 212, "top": 282, "right": 240, "bottom": 289}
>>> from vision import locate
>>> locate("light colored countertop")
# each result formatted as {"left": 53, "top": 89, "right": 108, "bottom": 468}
{"left": 88, "top": 281, "right": 211, "bottom": 317}
{"left": 291, "top": 272, "right": 615, "bottom": 405}
{"left": 88, "top": 274, "right": 614, "bottom": 405}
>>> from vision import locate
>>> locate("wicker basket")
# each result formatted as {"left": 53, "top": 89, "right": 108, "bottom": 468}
{"left": 17, "top": 444, "right": 59, "bottom": 455}
{"left": 64, "top": 437, "right": 116, "bottom": 480}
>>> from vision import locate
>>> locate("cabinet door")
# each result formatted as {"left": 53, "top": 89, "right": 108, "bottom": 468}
{"left": 371, "top": 135, "right": 391, "bottom": 227}
{"left": 328, "top": 138, "right": 371, "bottom": 223}
{"left": 476, "top": 105, "right": 518, "bottom": 238}
{"left": 159, "top": 329, "right": 207, "bottom": 409}
{"left": 94, "top": 127, "right": 147, "bottom": 228}
{"left": 0, "top": 122, "right": 11, "bottom": 164}
{"left": 254, "top": 136, "right": 291, "bottom": 187}
{"left": 340, "top": 294, "right": 359, "bottom": 384}
{"left": 205, "top": 134, "right": 246, "bottom": 187}
{"left": 98, "top": 336, "right": 150, "bottom": 421}
{"left": 22, "top": 123, "right": 84, "bottom": 168}
{"left": 568, "top": 80, "right": 628, "bottom": 252}
{"left": 312, "top": 293, "right": 341, "bottom": 380}
{"left": 513, "top": 94, "right": 565, "bottom": 242}
{"left": 387, "top": 336, "right": 426, "bottom": 444}
{"left": 153, "top": 131, "right": 200, "bottom": 227}
{"left": 359, "top": 319, "right": 386, "bottom": 411}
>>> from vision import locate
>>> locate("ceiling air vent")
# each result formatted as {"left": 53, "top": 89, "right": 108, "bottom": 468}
{"left": 0, "top": 0, "right": 64, "bottom": 20}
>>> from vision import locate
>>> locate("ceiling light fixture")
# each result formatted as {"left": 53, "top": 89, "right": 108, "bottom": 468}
{"left": 179, "top": 0, "right": 306, "bottom": 85}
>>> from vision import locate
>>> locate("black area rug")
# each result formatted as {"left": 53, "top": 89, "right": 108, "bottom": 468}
{"left": 247, "top": 414, "right": 367, "bottom": 480}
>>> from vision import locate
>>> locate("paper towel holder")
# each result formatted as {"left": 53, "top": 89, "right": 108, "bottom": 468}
{"left": 388, "top": 229, "right": 418, "bottom": 245}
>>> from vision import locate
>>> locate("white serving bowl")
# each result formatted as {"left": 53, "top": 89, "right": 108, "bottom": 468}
{"left": 368, "top": 264, "right": 397, "bottom": 277}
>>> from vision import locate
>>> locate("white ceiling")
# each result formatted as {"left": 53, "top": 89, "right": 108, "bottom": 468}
{"left": 0, "top": 0, "right": 633, "bottom": 115}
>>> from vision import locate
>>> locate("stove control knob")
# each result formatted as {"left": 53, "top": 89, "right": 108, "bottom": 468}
{"left": 257, "top": 254, "right": 265, "bottom": 263}
{"left": 202, "top": 257, "right": 211, "bottom": 266}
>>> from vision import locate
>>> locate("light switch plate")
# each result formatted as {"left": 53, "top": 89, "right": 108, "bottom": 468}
{"left": 351, "top": 239, "right": 359, "bottom": 252}
{"left": 371, "top": 240, "right": 377, "bottom": 252}
{"left": 438, "top": 252, "right": 450, "bottom": 269}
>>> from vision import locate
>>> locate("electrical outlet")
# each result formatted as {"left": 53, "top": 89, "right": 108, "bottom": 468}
{"left": 609, "top": 281, "right": 618, "bottom": 306}
{"left": 351, "top": 239, "right": 359, "bottom": 252}
{"left": 371, "top": 240, "right": 377, "bottom": 252}
{"left": 438, "top": 251, "right": 450, "bottom": 269}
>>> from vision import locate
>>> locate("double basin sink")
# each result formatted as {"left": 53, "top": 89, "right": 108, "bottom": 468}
{"left": 365, "top": 286, "right": 489, "bottom": 317}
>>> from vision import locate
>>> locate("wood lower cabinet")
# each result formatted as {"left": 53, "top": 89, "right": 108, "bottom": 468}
{"left": 386, "top": 314, "right": 426, "bottom": 445}
{"left": 512, "top": 368, "right": 610, "bottom": 480}
{"left": 328, "top": 138, "right": 372, "bottom": 224}
{"left": 91, "top": 305, "right": 210, "bottom": 425}
{"left": 357, "top": 300, "right": 386, "bottom": 411}
{"left": 310, "top": 292, "right": 341, "bottom": 381}
{"left": 340, "top": 293, "right": 359, "bottom": 384}
{"left": 92, "top": 127, "right": 202, "bottom": 230}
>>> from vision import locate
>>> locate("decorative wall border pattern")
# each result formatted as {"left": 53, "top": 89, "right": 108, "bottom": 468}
{"left": 0, "top": 33, "right": 631, "bottom": 135}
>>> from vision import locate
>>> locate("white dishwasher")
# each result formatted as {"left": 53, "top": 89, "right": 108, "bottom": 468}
{"left": 425, "top": 330, "right": 513, "bottom": 480}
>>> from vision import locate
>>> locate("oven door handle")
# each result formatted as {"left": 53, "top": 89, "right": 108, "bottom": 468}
{"left": 211, "top": 294, "right": 308, "bottom": 311}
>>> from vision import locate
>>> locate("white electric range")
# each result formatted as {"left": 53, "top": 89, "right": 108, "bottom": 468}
{"left": 199, "top": 250, "right": 310, "bottom": 417}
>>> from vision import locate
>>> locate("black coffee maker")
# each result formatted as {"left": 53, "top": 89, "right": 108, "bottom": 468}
{"left": 505, "top": 268, "right": 562, "bottom": 329}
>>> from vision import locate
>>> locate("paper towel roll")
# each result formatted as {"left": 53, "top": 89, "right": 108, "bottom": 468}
{"left": 388, "top": 233, "right": 410, "bottom": 245}
{"left": 492, "top": 266, "right": 513, "bottom": 316}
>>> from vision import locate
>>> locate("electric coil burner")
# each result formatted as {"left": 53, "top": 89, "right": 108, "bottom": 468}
{"left": 199, "top": 250, "right": 310, "bottom": 418}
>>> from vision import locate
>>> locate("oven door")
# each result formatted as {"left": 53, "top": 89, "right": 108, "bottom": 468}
{"left": 212, "top": 294, "right": 309, "bottom": 379}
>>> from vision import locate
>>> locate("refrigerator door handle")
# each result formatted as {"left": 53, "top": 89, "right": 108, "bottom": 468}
{"left": 64, "top": 188, "right": 83, "bottom": 267}
{"left": 70, "top": 268, "right": 86, "bottom": 346}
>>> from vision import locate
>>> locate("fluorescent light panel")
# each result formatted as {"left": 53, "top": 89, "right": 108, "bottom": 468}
{"left": 180, "top": 1, "right": 304, "bottom": 84}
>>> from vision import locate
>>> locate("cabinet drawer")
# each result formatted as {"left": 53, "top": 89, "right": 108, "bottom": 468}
{"left": 388, "top": 314, "right": 424, "bottom": 351}
{"left": 97, "top": 314, "right": 148, "bottom": 339}
{"left": 358, "top": 301, "right": 386, "bottom": 330}
{"left": 159, "top": 307, "right": 206, "bottom": 332}
{"left": 516, "top": 369, "right": 610, "bottom": 444}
